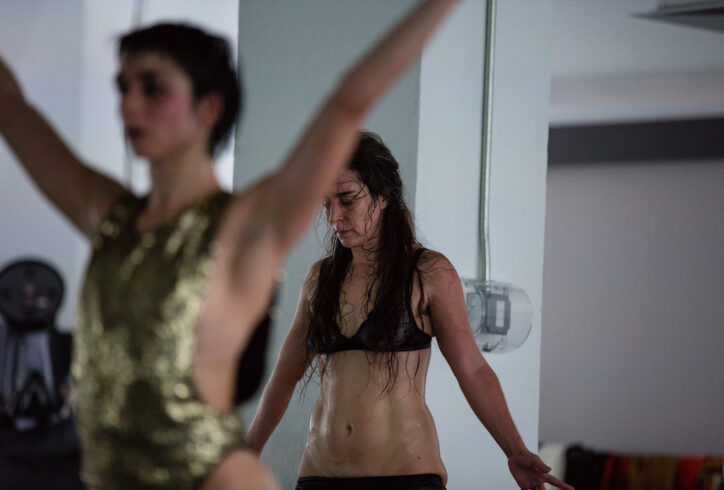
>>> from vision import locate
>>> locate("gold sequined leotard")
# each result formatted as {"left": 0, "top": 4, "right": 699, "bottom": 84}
{"left": 73, "top": 191, "right": 244, "bottom": 489}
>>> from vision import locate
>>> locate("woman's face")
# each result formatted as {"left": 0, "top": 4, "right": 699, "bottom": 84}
{"left": 322, "top": 169, "right": 386, "bottom": 250}
{"left": 117, "top": 52, "right": 209, "bottom": 160}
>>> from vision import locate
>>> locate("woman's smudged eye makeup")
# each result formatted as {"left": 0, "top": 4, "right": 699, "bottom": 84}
{"left": 115, "top": 72, "right": 166, "bottom": 99}
{"left": 115, "top": 76, "right": 128, "bottom": 94}
{"left": 142, "top": 81, "right": 164, "bottom": 98}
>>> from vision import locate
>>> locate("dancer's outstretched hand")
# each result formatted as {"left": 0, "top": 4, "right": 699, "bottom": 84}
{"left": 508, "top": 450, "right": 574, "bottom": 490}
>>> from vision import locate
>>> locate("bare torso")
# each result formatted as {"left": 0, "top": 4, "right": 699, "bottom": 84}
{"left": 299, "top": 255, "right": 448, "bottom": 483}
{"left": 300, "top": 349, "right": 446, "bottom": 481}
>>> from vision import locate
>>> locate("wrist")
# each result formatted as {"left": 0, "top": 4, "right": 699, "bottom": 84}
{"left": 245, "top": 430, "right": 263, "bottom": 455}
{"left": 504, "top": 443, "right": 529, "bottom": 459}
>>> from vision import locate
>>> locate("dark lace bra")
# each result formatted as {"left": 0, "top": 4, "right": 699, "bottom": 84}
{"left": 310, "top": 248, "right": 432, "bottom": 354}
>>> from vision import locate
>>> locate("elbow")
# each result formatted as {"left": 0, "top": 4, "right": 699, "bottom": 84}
{"left": 459, "top": 361, "right": 498, "bottom": 388}
{"left": 288, "top": 365, "right": 308, "bottom": 387}
{"left": 273, "top": 364, "right": 306, "bottom": 392}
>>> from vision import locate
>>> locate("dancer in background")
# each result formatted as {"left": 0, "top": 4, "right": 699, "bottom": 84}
{"left": 248, "top": 132, "right": 574, "bottom": 490}
{"left": 0, "top": 1, "right": 460, "bottom": 488}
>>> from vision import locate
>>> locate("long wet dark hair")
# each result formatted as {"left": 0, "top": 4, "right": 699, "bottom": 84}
{"left": 306, "top": 131, "right": 423, "bottom": 393}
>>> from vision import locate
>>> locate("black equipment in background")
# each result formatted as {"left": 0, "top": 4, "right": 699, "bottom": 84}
{"left": 0, "top": 259, "right": 70, "bottom": 430}
{"left": 0, "top": 258, "right": 82, "bottom": 490}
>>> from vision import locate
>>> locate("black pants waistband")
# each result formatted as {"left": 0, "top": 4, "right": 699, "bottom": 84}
{"left": 296, "top": 473, "right": 445, "bottom": 490}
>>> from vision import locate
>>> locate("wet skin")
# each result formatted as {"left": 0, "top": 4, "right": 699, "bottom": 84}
{"left": 300, "top": 171, "right": 448, "bottom": 481}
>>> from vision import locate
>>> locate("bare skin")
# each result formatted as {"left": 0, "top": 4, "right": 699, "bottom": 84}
{"left": 299, "top": 260, "right": 446, "bottom": 479}
{"left": 1, "top": 2, "right": 460, "bottom": 488}
{"left": 248, "top": 172, "right": 575, "bottom": 490}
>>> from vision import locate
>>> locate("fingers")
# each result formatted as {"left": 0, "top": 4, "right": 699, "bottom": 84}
{"left": 535, "top": 460, "right": 552, "bottom": 473}
{"left": 544, "top": 472, "right": 575, "bottom": 490}
{"left": 526, "top": 453, "right": 551, "bottom": 473}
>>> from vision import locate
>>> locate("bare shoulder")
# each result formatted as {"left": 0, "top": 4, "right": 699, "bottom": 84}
{"left": 219, "top": 176, "right": 277, "bottom": 247}
{"left": 87, "top": 175, "right": 129, "bottom": 231}
{"left": 416, "top": 248, "right": 459, "bottom": 285}
{"left": 227, "top": 175, "right": 272, "bottom": 215}
{"left": 307, "top": 258, "right": 325, "bottom": 279}
{"left": 302, "top": 258, "right": 326, "bottom": 299}
{"left": 414, "top": 248, "right": 466, "bottom": 310}
{"left": 226, "top": 170, "right": 301, "bottom": 238}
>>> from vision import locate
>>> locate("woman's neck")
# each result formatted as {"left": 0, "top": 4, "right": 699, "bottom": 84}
{"left": 135, "top": 150, "right": 220, "bottom": 233}
{"left": 349, "top": 240, "right": 380, "bottom": 277}
{"left": 147, "top": 150, "right": 219, "bottom": 213}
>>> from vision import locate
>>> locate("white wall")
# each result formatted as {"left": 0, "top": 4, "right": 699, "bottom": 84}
{"left": 417, "top": 1, "right": 552, "bottom": 488}
{"left": 0, "top": 0, "right": 87, "bottom": 329}
{"left": 238, "top": 1, "right": 554, "bottom": 488}
{"left": 550, "top": 0, "right": 724, "bottom": 80}
{"left": 541, "top": 161, "right": 724, "bottom": 455}
{"left": 549, "top": 0, "right": 724, "bottom": 124}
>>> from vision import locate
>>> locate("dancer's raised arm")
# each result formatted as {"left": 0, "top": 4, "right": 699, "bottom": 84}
{"left": 237, "top": 0, "right": 458, "bottom": 254}
{"left": 197, "top": 0, "right": 459, "bottom": 416}
{"left": 0, "top": 57, "right": 126, "bottom": 237}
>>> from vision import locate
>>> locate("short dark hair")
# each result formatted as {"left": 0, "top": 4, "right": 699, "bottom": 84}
{"left": 119, "top": 23, "right": 241, "bottom": 156}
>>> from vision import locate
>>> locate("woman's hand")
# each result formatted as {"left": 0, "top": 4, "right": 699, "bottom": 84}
{"left": 507, "top": 450, "right": 574, "bottom": 490}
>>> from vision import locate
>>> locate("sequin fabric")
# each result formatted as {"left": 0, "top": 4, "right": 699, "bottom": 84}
{"left": 73, "top": 191, "right": 245, "bottom": 489}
